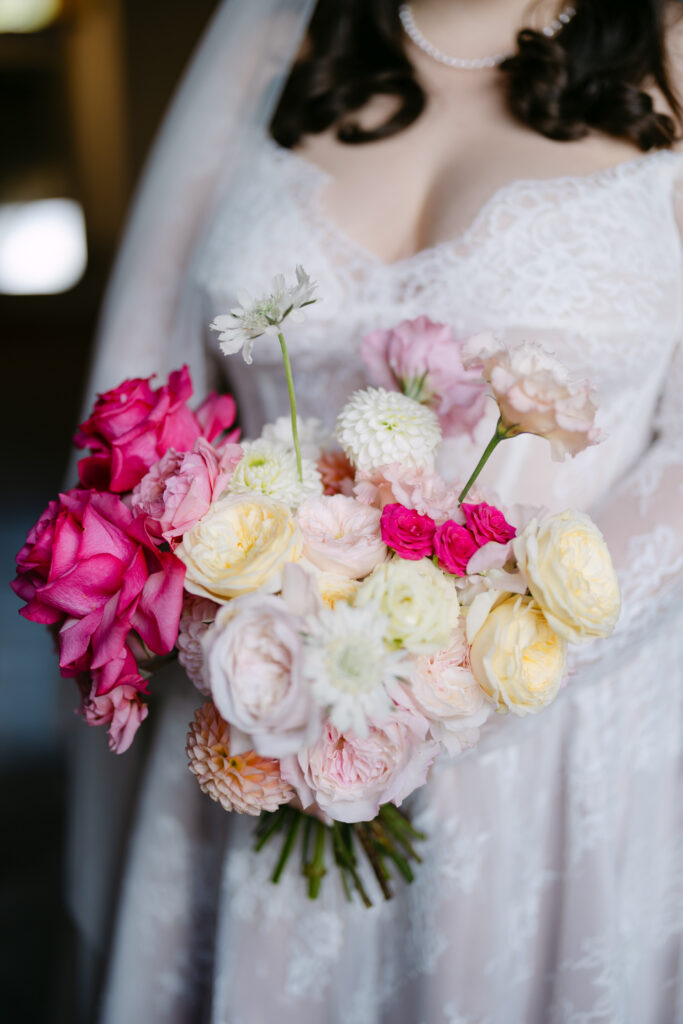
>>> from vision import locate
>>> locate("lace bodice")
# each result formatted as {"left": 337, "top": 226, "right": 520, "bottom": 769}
{"left": 197, "top": 140, "right": 683, "bottom": 649}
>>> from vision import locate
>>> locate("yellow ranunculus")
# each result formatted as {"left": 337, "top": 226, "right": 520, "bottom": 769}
{"left": 469, "top": 595, "right": 567, "bottom": 715}
{"left": 175, "top": 494, "right": 302, "bottom": 603}
{"left": 513, "top": 511, "right": 621, "bottom": 644}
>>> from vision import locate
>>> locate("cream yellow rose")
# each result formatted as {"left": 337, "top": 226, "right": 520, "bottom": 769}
{"left": 469, "top": 595, "right": 567, "bottom": 715}
{"left": 513, "top": 511, "right": 621, "bottom": 644}
{"left": 354, "top": 557, "right": 459, "bottom": 654}
{"left": 317, "top": 573, "right": 359, "bottom": 609}
{"left": 175, "top": 494, "right": 302, "bottom": 603}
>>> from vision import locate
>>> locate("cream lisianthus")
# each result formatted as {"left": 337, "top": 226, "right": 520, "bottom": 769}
{"left": 355, "top": 557, "right": 460, "bottom": 654}
{"left": 229, "top": 439, "right": 322, "bottom": 508}
{"left": 303, "top": 601, "right": 406, "bottom": 737}
{"left": 513, "top": 511, "right": 621, "bottom": 643}
{"left": 210, "top": 265, "right": 317, "bottom": 364}
{"left": 469, "top": 595, "right": 567, "bottom": 715}
{"left": 175, "top": 494, "right": 302, "bottom": 603}
{"left": 336, "top": 387, "right": 442, "bottom": 474}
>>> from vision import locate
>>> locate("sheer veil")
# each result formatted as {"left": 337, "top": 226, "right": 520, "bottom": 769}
{"left": 68, "top": 0, "right": 314, "bottom": 1009}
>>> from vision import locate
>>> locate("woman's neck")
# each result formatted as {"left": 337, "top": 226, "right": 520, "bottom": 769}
{"left": 407, "top": 0, "right": 555, "bottom": 61}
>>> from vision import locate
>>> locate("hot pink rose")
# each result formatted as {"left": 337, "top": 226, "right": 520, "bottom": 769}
{"left": 80, "top": 682, "right": 149, "bottom": 754}
{"left": 74, "top": 365, "right": 238, "bottom": 493}
{"left": 362, "top": 316, "right": 488, "bottom": 437}
{"left": 462, "top": 502, "right": 516, "bottom": 546}
{"left": 12, "top": 489, "right": 185, "bottom": 695}
{"left": 132, "top": 438, "right": 243, "bottom": 542}
{"left": 380, "top": 503, "right": 436, "bottom": 560}
{"left": 434, "top": 520, "right": 479, "bottom": 576}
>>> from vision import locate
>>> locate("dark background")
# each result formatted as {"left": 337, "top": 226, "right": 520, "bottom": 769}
{"left": 0, "top": 2, "right": 220, "bottom": 1019}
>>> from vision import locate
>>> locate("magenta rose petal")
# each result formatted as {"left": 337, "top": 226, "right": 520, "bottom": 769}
{"left": 132, "top": 556, "right": 185, "bottom": 654}
{"left": 195, "top": 392, "right": 238, "bottom": 440}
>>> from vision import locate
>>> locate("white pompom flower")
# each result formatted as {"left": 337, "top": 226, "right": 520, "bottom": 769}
{"left": 303, "top": 601, "right": 407, "bottom": 737}
{"left": 336, "top": 387, "right": 442, "bottom": 474}
{"left": 211, "top": 265, "right": 317, "bottom": 364}
{"left": 228, "top": 439, "right": 322, "bottom": 508}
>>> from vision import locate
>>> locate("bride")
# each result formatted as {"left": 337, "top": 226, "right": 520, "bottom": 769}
{"left": 72, "top": 1, "right": 683, "bottom": 1021}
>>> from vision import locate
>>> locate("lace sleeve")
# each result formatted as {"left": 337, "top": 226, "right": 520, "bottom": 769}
{"left": 590, "top": 335, "right": 683, "bottom": 643}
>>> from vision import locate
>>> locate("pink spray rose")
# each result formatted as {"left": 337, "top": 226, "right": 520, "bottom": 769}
{"left": 132, "top": 438, "right": 243, "bottom": 543}
{"left": 282, "top": 707, "right": 439, "bottom": 823}
{"left": 74, "top": 365, "right": 238, "bottom": 493}
{"left": 461, "top": 502, "right": 516, "bottom": 546}
{"left": 80, "top": 682, "right": 149, "bottom": 754}
{"left": 362, "top": 316, "right": 488, "bottom": 437}
{"left": 380, "top": 503, "right": 436, "bottom": 560}
{"left": 434, "top": 520, "right": 479, "bottom": 576}
{"left": 297, "top": 495, "right": 387, "bottom": 579}
{"left": 12, "top": 489, "right": 185, "bottom": 695}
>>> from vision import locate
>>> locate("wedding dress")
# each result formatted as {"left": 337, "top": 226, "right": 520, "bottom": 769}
{"left": 69, "top": 4, "right": 683, "bottom": 1022}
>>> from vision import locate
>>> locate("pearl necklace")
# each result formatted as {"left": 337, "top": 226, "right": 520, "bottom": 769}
{"left": 398, "top": 3, "right": 577, "bottom": 70}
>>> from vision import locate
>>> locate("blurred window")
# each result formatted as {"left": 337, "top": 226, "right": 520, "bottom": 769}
{"left": 0, "top": 0, "right": 61, "bottom": 33}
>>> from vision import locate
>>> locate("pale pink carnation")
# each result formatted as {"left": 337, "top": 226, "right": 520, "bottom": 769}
{"left": 177, "top": 596, "right": 219, "bottom": 694}
{"left": 411, "top": 626, "right": 491, "bottom": 755}
{"left": 282, "top": 707, "right": 439, "bottom": 823}
{"left": 297, "top": 495, "right": 387, "bottom": 579}
{"left": 80, "top": 683, "right": 148, "bottom": 754}
{"left": 466, "top": 338, "right": 600, "bottom": 461}
{"left": 354, "top": 463, "right": 463, "bottom": 525}
{"left": 362, "top": 316, "right": 488, "bottom": 437}
{"left": 317, "top": 450, "right": 355, "bottom": 496}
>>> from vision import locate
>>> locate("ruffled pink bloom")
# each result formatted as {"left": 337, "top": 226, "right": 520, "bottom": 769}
{"left": 317, "top": 450, "right": 355, "bottom": 496}
{"left": 80, "top": 682, "right": 149, "bottom": 754}
{"left": 297, "top": 495, "right": 386, "bottom": 579}
{"left": 176, "top": 595, "right": 219, "bottom": 694}
{"left": 12, "top": 489, "right": 185, "bottom": 697}
{"left": 74, "top": 365, "right": 238, "bottom": 493}
{"left": 380, "top": 503, "right": 436, "bottom": 560}
{"left": 465, "top": 338, "right": 600, "bottom": 461}
{"left": 362, "top": 316, "right": 488, "bottom": 437}
{"left": 434, "top": 520, "right": 479, "bottom": 576}
{"left": 132, "top": 439, "right": 243, "bottom": 543}
{"left": 282, "top": 706, "right": 439, "bottom": 823}
{"left": 462, "top": 502, "right": 516, "bottom": 546}
{"left": 354, "top": 463, "right": 462, "bottom": 525}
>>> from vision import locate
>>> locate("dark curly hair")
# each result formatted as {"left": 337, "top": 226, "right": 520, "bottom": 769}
{"left": 271, "top": 0, "right": 682, "bottom": 151}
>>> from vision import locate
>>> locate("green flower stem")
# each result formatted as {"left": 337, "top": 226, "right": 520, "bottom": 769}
{"left": 457, "top": 417, "right": 514, "bottom": 506}
{"left": 278, "top": 330, "right": 303, "bottom": 483}
{"left": 254, "top": 808, "right": 288, "bottom": 852}
{"left": 271, "top": 809, "right": 301, "bottom": 884}
{"left": 356, "top": 824, "right": 393, "bottom": 901}
{"left": 306, "top": 820, "right": 327, "bottom": 900}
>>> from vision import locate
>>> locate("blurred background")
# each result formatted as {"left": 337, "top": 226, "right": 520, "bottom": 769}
{"left": 0, "top": 1, "right": 220, "bottom": 1019}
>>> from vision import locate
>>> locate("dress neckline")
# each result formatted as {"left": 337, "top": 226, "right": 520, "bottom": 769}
{"left": 266, "top": 138, "right": 683, "bottom": 271}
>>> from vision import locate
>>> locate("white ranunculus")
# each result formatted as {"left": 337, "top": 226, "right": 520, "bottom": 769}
{"left": 297, "top": 494, "right": 387, "bottom": 579}
{"left": 469, "top": 595, "right": 567, "bottom": 716}
{"left": 355, "top": 557, "right": 460, "bottom": 654}
{"left": 513, "top": 511, "right": 621, "bottom": 643}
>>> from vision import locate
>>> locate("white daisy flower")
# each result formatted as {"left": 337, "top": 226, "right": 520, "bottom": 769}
{"left": 303, "top": 601, "right": 406, "bottom": 737}
{"left": 260, "top": 415, "right": 332, "bottom": 460}
{"left": 211, "top": 265, "right": 317, "bottom": 364}
{"left": 229, "top": 439, "right": 322, "bottom": 508}
{"left": 336, "top": 387, "right": 442, "bottom": 473}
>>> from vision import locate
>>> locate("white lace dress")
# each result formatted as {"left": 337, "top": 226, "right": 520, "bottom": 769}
{"left": 97, "top": 139, "right": 683, "bottom": 1024}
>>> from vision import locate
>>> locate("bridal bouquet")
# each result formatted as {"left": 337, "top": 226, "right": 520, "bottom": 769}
{"left": 12, "top": 267, "right": 621, "bottom": 905}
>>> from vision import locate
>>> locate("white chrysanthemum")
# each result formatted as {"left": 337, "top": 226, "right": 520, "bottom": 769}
{"left": 210, "top": 266, "right": 317, "bottom": 364}
{"left": 228, "top": 439, "right": 322, "bottom": 508}
{"left": 303, "top": 601, "right": 406, "bottom": 737}
{"left": 336, "top": 387, "right": 442, "bottom": 473}
{"left": 260, "top": 415, "right": 332, "bottom": 460}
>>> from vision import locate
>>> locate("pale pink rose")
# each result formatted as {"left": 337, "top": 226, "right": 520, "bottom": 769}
{"left": 176, "top": 596, "right": 219, "bottom": 694}
{"left": 411, "top": 626, "right": 491, "bottom": 755}
{"left": 283, "top": 707, "right": 439, "bottom": 823}
{"left": 80, "top": 682, "right": 149, "bottom": 754}
{"left": 132, "top": 439, "right": 243, "bottom": 542}
{"left": 296, "top": 495, "right": 386, "bottom": 579}
{"left": 466, "top": 339, "right": 600, "bottom": 461}
{"left": 362, "top": 316, "right": 488, "bottom": 437}
{"left": 354, "top": 463, "right": 463, "bottom": 525}
{"left": 203, "top": 592, "right": 318, "bottom": 759}
{"left": 317, "top": 450, "right": 355, "bottom": 496}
